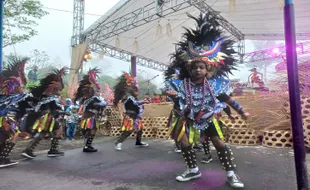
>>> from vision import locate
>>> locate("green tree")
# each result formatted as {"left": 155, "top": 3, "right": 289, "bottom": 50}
{"left": 28, "top": 49, "right": 51, "bottom": 70}
{"left": 3, "top": 0, "right": 48, "bottom": 48}
{"left": 98, "top": 75, "right": 118, "bottom": 88}
{"left": 136, "top": 74, "right": 159, "bottom": 99}
{"left": 97, "top": 73, "right": 159, "bottom": 99}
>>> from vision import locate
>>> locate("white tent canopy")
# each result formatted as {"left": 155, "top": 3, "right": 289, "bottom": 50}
{"left": 84, "top": 0, "right": 310, "bottom": 67}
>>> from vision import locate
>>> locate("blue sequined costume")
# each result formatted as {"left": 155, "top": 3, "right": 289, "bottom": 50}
{"left": 167, "top": 76, "right": 230, "bottom": 143}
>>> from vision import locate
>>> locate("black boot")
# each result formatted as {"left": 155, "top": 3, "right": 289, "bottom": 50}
{"left": 174, "top": 142, "right": 181, "bottom": 153}
{"left": 0, "top": 142, "right": 18, "bottom": 168}
{"left": 201, "top": 140, "right": 213, "bottom": 164}
{"left": 83, "top": 135, "right": 97, "bottom": 152}
{"left": 176, "top": 146, "right": 201, "bottom": 182}
{"left": 47, "top": 138, "right": 64, "bottom": 157}
{"left": 115, "top": 131, "right": 132, "bottom": 151}
{"left": 217, "top": 144, "right": 244, "bottom": 188}
{"left": 135, "top": 130, "right": 148, "bottom": 147}
{"left": 21, "top": 138, "right": 41, "bottom": 159}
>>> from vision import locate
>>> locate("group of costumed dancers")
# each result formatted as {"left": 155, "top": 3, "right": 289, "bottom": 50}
{"left": 0, "top": 13, "right": 249, "bottom": 189}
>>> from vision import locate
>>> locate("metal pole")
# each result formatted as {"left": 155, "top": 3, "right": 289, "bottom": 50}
{"left": 131, "top": 56, "right": 137, "bottom": 77}
{"left": 0, "top": 0, "right": 5, "bottom": 72}
{"left": 284, "top": 0, "right": 309, "bottom": 189}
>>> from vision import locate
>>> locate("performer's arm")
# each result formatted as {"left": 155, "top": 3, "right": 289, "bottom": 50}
{"left": 248, "top": 74, "right": 252, "bottom": 82}
{"left": 217, "top": 94, "right": 248, "bottom": 119}
{"left": 223, "top": 106, "right": 232, "bottom": 116}
{"left": 93, "top": 101, "right": 107, "bottom": 107}
{"left": 53, "top": 110, "right": 70, "bottom": 116}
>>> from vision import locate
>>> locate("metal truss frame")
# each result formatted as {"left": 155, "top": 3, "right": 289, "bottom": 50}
{"left": 243, "top": 41, "right": 310, "bottom": 63}
{"left": 71, "top": 0, "right": 85, "bottom": 47}
{"left": 84, "top": 0, "right": 244, "bottom": 42}
{"left": 191, "top": 0, "right": 244, "bottom": 41}
{"left": 245, "top": 33, "right": 310, "bottom": 40}
{"left": 82, "top": 0, "right": 245, "bottom": 70}
{"left": 89, "top": 43, "right": 168, "bottom": 71}
{"left": 84, "top": 0, "right": 193, "bottom": 42}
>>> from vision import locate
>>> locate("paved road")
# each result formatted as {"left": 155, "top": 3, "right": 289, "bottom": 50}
{"left": 0, "top": 138, "right": 302, "bottom": 190}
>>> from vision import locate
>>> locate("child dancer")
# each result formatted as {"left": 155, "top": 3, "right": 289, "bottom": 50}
{"left": 164, "top": 13, "right": 249, "bottom": 188}
{"left": 0, "top": 58, "right": 33, "bottom": 167}
{"left": 114, "top": 73, "right": 148, "bottom": 151}
{"left": 74, "top": 68, "right": 107, "bottom": 152}
{"left": 21, "top": 67, "right": 69, "bottom": 159}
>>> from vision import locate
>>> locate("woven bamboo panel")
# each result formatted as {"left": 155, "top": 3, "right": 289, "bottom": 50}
{"left": 262, "top": 130, "right": 293, "bottom": 148}
{"left": 143, "top": 103, "right": 173, "bottom": 117}
{"left": 129, "top": 131, "right": 136, "bottom": 138}
{"left": 155, "top": 127, "right": 171, "bottom": 139}
{"left": 228, "top": 129, "right": 260, "bottom": 146}
{"left": 142, "top": 117, "right": 154, "bottom": 128}
{"left": 110, "top": 126, "right": 121, "bottom": 137}
{"left": 283, "top": 96, "right": 310, "bottom": 118}
{"left": 143, "top": 128, "right": 158, "bottom": 138}
{"left": 107, "top": 110, "right": 123, "bottom": 127}
{"left": 301, "top": 96, "right": 310, "bottom": 118}
{"left": 283, "top": 101, "right": 290, "bottom": 115}
{"left": 152, "top": 117, "right": 169, "bottom": 128}
{"left": 128, "top": 128, "right": 158, "bottom": 139}
{"left": 222, "top": 115, "right": 248, "bottom": 129}
{"left": 234, "top": 94, "right": 288, "bottom": 130}
{"left": 98, "top": 123, "right": 112, "bottom": 136}
{"left": 303, "top": 118, "right": 310, "bottom": 148}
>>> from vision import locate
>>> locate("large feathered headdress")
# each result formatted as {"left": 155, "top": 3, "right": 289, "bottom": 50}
{"left": 0, "top": 57, "right": 29, "bottom": 95}
{"left": 113, "top": 72, "right": 139, "bottom": 106}
{"left": 74, "top": 67, "right": 101, "bottom": 102}
{"left": 30, "top": 67, "right": 68, "bottom": 98}
{"left": 170, "top": 13, "right": 237, "bottom": 80}
{"left": 164, "top": 48, "right": 184, "bottom": 80}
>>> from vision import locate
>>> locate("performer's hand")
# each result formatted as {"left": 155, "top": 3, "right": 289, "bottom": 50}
{"left": 228, "top": 115, "right": 236, "bottom": 120}
{"left": 241, "top": 112, "right": 250, "bottom": 120}
{"left": 142, "top": 100, "right": 150, "bottom": 104}
{"left": 165, "top": 90, "right": 177, "bottom": 97}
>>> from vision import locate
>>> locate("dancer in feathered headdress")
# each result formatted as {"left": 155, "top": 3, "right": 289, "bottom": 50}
{"left": 0, "top": 57, "right": 34, "bottom": 168}
{"left": 21, "top": 67, "right": 69, "bottom": 159}
{"left": 113, "top": 72, "right": 148, "bottom": 151}
{"left": 164, "top": 13, "right": 249, "bottom": 188}
{"left": 74, "top": 68, "right": 107, "bottom": 153}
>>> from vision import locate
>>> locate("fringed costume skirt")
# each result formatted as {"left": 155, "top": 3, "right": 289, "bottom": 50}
{"left": 167, "top": 110, "right": 224, "bottom": 144}
{"left": 121, "top": 115, "right": 143, "bottom": 132}
{"left": 31, "top": 113, "right": 58, "bottom": 133}
{"left": 0, "top": 116, "right": 20, "bottom": 140}
{"left": 79, "top": 117, "right": 99, "bottom": 131}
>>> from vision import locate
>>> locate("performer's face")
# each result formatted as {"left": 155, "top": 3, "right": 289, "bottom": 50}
{"left": 14, "top": 85, "right": 24, "bottom": 94}
{"left": 13, "top": 78, "right": 25, "bottom": 94}
{"left": 55, "top": 88, "right": 62, "bottom": 96}
{"left": 191, "top": 61, "right": 207, "bottom": 79}
{"left": 132, "top": 87, "right": 139, "bottom": 97}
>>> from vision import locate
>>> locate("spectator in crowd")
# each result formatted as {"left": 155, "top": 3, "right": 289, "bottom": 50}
{"left": 27, "top": 65, "right": 38, "bottom": 82}
{"left": 151, "top": 93, "right": 160, "bottom": 103}
{"left": 65, "top": 105, "right": 80, "bottom": 141}
{"left": 160, "top": 94, "right": 167, "bottom": 103}
{"left": 143, "top": 93, "right": 152, "bottom": 103}
{"left": 232, "top": 83, "right": 244, "bottom": 96}
{"left": 64, "top": 98, "right": 72, "bottom": 111}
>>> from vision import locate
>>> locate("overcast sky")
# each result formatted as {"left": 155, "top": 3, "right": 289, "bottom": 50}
{"left": 3, "top": 0, "right": 280, "bottom": 87}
